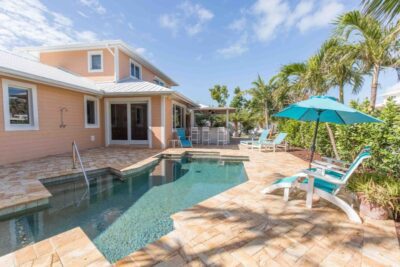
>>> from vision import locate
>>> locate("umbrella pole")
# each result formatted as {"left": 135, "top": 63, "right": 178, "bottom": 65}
{"left": 309, "top": 113, "right": 321, "bottom": 168}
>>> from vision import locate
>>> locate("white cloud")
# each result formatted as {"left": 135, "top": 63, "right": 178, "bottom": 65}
{"left": 77, "top": 11, "right": 89, "bottom": 18}
{"left": 252, "top": 0, "right": 289, "bottom": 42}
{"left": 218, "top": 0, "right": 345, "bottom": 58}
{"left": 0, "top": 0, "right": 97, "bottom": 50}
{"left": 159, "top": 1, "right": 214, "bottom": 36}
{"left": 79, "top": 0, "right": 106, "bottom": 15}
{"left": 135, "top": 47, "right": 146, "bottom": 55}
{"left": 159, "top": 14, "right": 179, "bottom": 35}
{"left": 217, "top": 34, "right": 248, "bottom": 58}
{"left": 237, "top": 0, "right": 344, "bottom": 43}
{"left": 285, "top": 0, "right": 314, "bottom": 27}
{"left": 297, "top": 0, "right": 344, "bottom": 32}
{"left": 229, "top": 17, "right": 246, "bottom": 32}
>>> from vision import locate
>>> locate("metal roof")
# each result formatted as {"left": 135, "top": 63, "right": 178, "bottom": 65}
{"left": 192, "top": 106, "right": 236, "bottom": 114}
{"left": 97, "top": 79, "right": 173, "bottom": 95}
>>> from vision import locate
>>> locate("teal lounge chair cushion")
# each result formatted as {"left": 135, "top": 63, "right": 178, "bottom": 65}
{"left": 180, "top": 139, "right": 192, "bottom": 148}
{"left": 272, "top": 168, "right": 343, "bottom": 194}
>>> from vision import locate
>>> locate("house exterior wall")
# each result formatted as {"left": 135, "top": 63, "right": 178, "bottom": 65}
{"left": 118, "top": 50, "right": 170, "bottom": 87}
{"left": 0, "top": 76, "right": 104, "bottom": 165}
{"left": 151, "top": 95, "right": 162, "bottom": 148}
{"left": 39, "top": 49, "right": 115, "bottom": 82}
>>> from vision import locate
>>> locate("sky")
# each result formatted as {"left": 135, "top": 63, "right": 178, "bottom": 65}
{"left": 0, "top": 0, "right": 398, "bottom": 106}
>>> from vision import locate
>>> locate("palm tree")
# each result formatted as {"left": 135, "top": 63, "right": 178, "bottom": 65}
{"left": 322, "top": 39, "right": 364, "bottom": 103}
{"left": 248, "top": 75, "right": 275, "bottom": 128}
{"left": 272, "top": 43, "right": 341, "bottom": 158}
{"left": 335, "top": 11, "right": 400, "bottom": 109}
{"left": 362, "top": 0, "right": 400, "bottom": 22}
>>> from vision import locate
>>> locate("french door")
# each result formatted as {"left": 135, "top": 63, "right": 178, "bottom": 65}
{"left": 109, "top": 101, "right": 149, "bottom": 145}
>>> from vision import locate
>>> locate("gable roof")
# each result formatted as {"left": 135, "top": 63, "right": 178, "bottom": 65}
{"left": 0, "top": 50, "right": 198, "bottom": 107}
{"left": 20, "top": 40, "right": 178, "bottom": 86}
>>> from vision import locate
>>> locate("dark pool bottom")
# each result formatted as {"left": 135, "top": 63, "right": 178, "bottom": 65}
{"left": 0, "top": 156, "right": 247, "bottom": 262}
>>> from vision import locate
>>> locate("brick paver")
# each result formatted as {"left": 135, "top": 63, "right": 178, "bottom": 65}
{"left": 0, "top": 145, "right": 399, "bottom": 266}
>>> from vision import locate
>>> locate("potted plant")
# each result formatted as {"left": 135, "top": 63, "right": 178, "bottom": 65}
{"left": 348, "top": 173, "right": 400, "bottom": 220}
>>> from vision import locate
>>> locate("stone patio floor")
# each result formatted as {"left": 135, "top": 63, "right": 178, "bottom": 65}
{"left": 0, "top": 145, "right": 399, "bottom": 266}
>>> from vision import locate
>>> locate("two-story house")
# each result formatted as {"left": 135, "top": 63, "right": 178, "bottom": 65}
{"left": 0, "top": 40, "right": 197, "bottom": 165}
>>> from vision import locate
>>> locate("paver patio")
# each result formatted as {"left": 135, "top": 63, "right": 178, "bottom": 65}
{"left": 0, "top": 145, "right": 399, "bottom": 266}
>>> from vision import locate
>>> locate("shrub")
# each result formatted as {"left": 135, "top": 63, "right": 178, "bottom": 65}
{"left": 279, "top": 99, "right": 400, "bottom": 177}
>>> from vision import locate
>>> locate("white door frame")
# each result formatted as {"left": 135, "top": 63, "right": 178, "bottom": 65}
{"left": 105, "top": 97, "right": 152, "bottom": 147}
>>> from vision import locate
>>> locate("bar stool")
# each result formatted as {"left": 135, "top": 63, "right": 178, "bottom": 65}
{"left": 217, "top": 127, "right": 226, "bottom": 145}
{"left": 191, "top": 127, "right": 199, "bottom": 144}
{"left": 202, "top": 127, "right": 210, "bottom": 145}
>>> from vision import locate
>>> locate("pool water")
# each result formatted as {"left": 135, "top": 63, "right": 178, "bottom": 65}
{"left": 0, "top": 156, "right": 247, "bottom": 262}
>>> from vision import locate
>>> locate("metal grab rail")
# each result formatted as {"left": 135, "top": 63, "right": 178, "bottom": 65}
{"left": 72, "top": 141, "right": 90, "bottom": 190}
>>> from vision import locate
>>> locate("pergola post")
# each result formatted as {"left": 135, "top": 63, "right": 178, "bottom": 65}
{"left": 190, "top": 110, "right": 195, "bottom": 127}
{"left": 226, "top": 109, "right": 229, "bottom": 128}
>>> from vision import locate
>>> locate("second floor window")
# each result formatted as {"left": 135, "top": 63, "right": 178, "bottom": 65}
{"left": 88, "top": 51, "right": 103, "bottom": 72}
{"left": 130, "top": 60, "right": 141, "bottom": 79}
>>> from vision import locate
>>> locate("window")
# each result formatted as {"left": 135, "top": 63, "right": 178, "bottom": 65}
{"left": 2, "top": 79, "right": 39, "bottom": 131}
{"left": 153, "top": 78, "right": 165, "bottom": 87}
{"left": 84, "top": 95, "right": 99, "bottom": 128}
{"left": 88, "top": 51, "right": 103, "bottom": 72}
{"left": 130, "top": 60, "right": 141, "bottom": 79}
{"left": 173, "top": 104, "right": 185, "bottom": 128}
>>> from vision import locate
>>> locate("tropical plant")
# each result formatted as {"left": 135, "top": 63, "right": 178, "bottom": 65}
{"left": 247, "top": 75, "right": 275, "bottom": 128}
{"left": 209, "top": 85, "right": 229, "bottom": 107}
{"left": 322, "top": 39, "right": 364, "bottom": 103}
{"left": 335, "top": 10, "right": 400, "bottom": 109}
{"left": 362, "top": 0, "right": 400, "bottom": 22}
{"left": 230, "top": 87, "right": 249, "bottom": 135}
{"left": 272, "top": 43, "right": 341, "bottom": 158}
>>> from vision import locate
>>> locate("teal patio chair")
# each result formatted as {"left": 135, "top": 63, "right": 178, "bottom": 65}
{"left": 176, "top": 128, "right": 193, "bottom": 148}
{"left": 263, "top": 132, "right": 287, "bottom": 152}
{"left": 240, "top": 129, "right": 270, "bottom": 151}
{"left": 261, "top": 150, "right": 372, "bottom": 223}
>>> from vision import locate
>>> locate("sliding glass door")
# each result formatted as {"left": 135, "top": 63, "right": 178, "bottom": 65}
{"left": 131, "top": 103, "right": 148, "bottom": 140}
{"left": 109, "top": 102, "right": 149, "bottom": 144}
{"left": 111, "top": 104, "right": 128, "bottom": 140}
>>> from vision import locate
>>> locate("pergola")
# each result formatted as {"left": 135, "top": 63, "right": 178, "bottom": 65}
{"left": 191, "top": 107, "right": 236, "bottom": 127}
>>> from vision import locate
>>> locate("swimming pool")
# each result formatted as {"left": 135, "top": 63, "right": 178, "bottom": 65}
{"left": 0, "top": 155, "right": 247, "bottom": 262}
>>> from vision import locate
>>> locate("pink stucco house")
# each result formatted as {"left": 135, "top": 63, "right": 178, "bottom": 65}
{"left": 0, "top": 40, "right": 198, "bottom": 165}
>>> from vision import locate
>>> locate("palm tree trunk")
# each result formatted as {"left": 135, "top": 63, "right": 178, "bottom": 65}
{"left": 326, "top": 123, "right": 340, "bottom": 160}
{"left": 339, "top": 83, "right": 344, "bottom": 103}
{"left": 370, "top": 64, "right": 380, "bottom": 109}
{"left": 264, "top": 102, "right": 269, "bottom": 129}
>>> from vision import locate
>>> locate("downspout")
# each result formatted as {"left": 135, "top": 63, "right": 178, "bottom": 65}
{"left": 106, "top": 44, "right": 119, "bottom": 82}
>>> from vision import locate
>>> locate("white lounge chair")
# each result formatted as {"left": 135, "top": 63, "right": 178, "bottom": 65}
{"left": 261, "top": 150, "right": 372, "bottom": 223}
{"left": 240, "top": 129, "right": 270, "bottom": 151}
{"left": 263, "top": 132, "right": 287, "bottom": 152}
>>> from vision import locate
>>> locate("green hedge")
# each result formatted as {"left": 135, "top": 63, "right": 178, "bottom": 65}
{"left": 278, "top": 99, "right": 400, "bottom": 178}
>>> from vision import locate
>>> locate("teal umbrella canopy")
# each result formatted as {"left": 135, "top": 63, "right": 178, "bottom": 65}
{"left": 274, "top": 96, "right": 382, "bottom": 124}
{"left": 273, "top": 96, "right": 382, "bottom": 166}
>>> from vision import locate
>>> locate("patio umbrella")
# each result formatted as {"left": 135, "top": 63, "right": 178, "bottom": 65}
{"left": 273, "top": 96, "right": 382, "bottom": 165}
